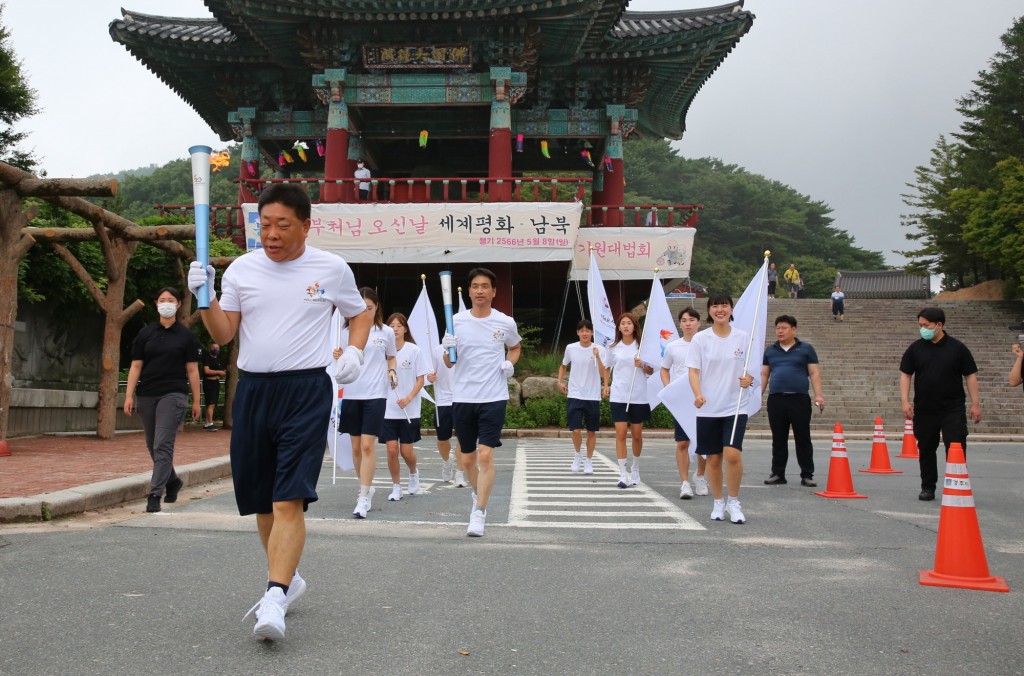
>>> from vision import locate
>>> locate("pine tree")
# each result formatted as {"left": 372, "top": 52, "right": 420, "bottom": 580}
{"left": 0, "top": 4, "right": 38, "bottom": 170}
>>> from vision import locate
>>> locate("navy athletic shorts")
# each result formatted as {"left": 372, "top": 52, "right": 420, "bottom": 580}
{"left": 453, "top": 400, "right": 507, "bottom": 452}
{"left": 435, "top": 405, "right": 454, "bottom": 442}
{"left": 229, "top": 368, "right": 333, "bottom": 516}
{"left": 610, "top": 401, "right": 651, "bottom": 425}
{"left": 673, "top": 420, "right": 690, "bottom": 443}
{"left": 339, "top": 398, "right": 385, "bottom": 438}
{"left": 696, "top": 414, "right": 748, "bottom": 454}
{"left": 379, "top": 417, "right": 422, "bottom": 444}
{"left": 567, "top": 398, "right": 601, "bottom": 432}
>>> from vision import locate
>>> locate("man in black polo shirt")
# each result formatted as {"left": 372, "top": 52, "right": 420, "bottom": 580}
{"left": 761, "top": 315, "right": 825, "bottom": 487}
{"left": 899, "top": 307, "right": 981, "bottom": 501}
{"left": 202, "top": 343, "right": 227, "bottom": 431}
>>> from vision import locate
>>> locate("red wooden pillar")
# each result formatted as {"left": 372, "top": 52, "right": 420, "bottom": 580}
{"left": 234, "top": 107, "right": 259, "bottom": 248}
{"left": 494, "top": 264, "right": 514, "bottom": 315}
{"left": 603, "top": 105, "right": 625, "bottom": 227}
{"left": 489, "top": 67, "right": 513, "bottom": 201}
{"left": 322, "top": 84, "right": 352, "bottom": 203}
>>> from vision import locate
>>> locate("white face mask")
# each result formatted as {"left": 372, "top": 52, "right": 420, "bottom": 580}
{"left": 157, "top": 302, "right": 178, "bottom": 318}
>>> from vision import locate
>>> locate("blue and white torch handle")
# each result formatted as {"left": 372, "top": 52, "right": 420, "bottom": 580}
{"left": 439, "top": 271, "right": 457, "bottom": 363}
{"left": 189, "top": 145, "right": 212, "bottom": 309}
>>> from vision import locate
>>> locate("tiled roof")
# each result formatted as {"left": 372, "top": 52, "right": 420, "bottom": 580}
{"left": 615, "top": 3, "right": 750, "bottom": 38}
{"left": 834, "top": 270, "right": 931, "bottom": 300}
{"left": 115, "top": 11, "right": 234, "bottom": 44}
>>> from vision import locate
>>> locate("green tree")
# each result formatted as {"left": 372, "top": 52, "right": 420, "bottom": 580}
{"left": 0, "top": 3, "right": 38, "bottom": 170}
{"left": 959, "top": 157, "right": 1024, "bottom": 292}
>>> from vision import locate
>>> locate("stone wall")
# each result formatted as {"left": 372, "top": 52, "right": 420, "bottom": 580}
{"left": 8, "top": 388, "right": 142, "bottom": 437}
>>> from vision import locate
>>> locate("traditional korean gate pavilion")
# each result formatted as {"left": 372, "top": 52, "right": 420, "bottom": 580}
{"left": 110, "top": 1, "right": 753, "bottom": 328}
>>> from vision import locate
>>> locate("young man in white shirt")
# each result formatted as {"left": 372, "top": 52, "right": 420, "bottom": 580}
{"left": 558, "top": 319, "right": 609, "bottom": 474}
{"left": 188, "top": 184, "right": 371, "bottom": 642}
{"left": 442, "top": 268, "right": 521, "bottom": 537}
{"left": 660, "top": 307, "right": 707, "bottom": 499}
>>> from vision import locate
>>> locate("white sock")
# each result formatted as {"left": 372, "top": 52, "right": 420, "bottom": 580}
{"left": 359, "top": 485, "right": 371, "bottom": 498}
{"left": 574, "top": 450, "right": 582, "bottom": 458}
{"left": 727, "top": 495, "right": 739, "bottom": 502}
{"left": 631, "top": 456, "right": 640, "bottom": 470}
{"left": 617, "top": 459, "right": 627, "bottom": 471}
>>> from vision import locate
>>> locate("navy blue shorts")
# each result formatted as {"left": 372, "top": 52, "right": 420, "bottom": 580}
{"left": 673, "top": 420, "right": 690, "bottom": 443}
{"left": 696, "top": 415, "right": 748, "bottom": 454}
{"left": 453, "top": 400, "right": 507, "bottom": 452}
{"left": 230, "top": 368, "right": 333, "bottom": 516}
{"left": 339, "top": 398, "right": 385, "bottom": 438}
{"left": 435, "top": 405, "right": 454, "bottom": 441}
{"left": 610, "top": 401, "right": 651, "bottom": 425}
{"left": 567, "top": 398, "right": 600, "bottom": 432}
{"left": 379, "top": 417, "right": 422, "bottom": 444}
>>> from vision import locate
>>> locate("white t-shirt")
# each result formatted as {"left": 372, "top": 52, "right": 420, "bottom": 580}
{"left": 561, "top": 341, "right": 608, "bottom": 401}
{"left": 608, "top": 340, "right": 647, "bottom": 404}
{"left": 355, "top": 166, "right": 371, "bottom": 190}
{"left": 450, "top": 309, "right": 521, "bottom": 403}
{"left": 429, "top": 345, "right": 453, "bottom": 407}
{"left": 220, "top": 246, "right": 365, "bottom": 373}
{"left": 339, "top": 324, "right": 396, "bottom": 400}
{"left": 385, "top": 342, "right": 430, "bottom": 419}
{"left": 661, "top": 337, "right": 692, "bottom": 382}
{"left": 684, "top": 326, "right": 755, "bottom": 418}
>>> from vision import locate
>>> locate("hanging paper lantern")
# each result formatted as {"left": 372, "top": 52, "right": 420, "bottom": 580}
{"left": 282, "top": 150, "right": 295, "bottom": 164}
{"left": 277, "top": 152, "right": 286, "bottom": 167}
{"left": 540, "top": 140, "right": 550, "bottom": 159}
{"left": 292, "top": 141, "right": 309, "bottom": 162}
{"left": 316, "top": 139, "right": 325, "bottom": 157}
{"left": 419, "top": 130, "right": 429, "bottom": 148}
{"left": 581, "top": 150, "right": 594, "bottom": 168}
{"left": 515, "top": 133, "right": 524, "bottom": 152}
{"left": 604, "top": 156, "right": 613, "bottom": 172}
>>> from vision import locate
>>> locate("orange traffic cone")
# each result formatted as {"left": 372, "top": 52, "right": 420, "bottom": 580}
{"left": 814, "top": 423, "right": 867, "bottom": 499}
{"left": 919, "top": 443, "right": 1009, "bottom": 592}
{"left": 896, "top": 418, "right": 919, "bottom": 459}
{"left": 859, "top": 417, "right": 902, "bottom": 474}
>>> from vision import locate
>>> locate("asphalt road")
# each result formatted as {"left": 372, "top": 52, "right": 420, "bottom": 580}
{"left": 2, "top": 437, "right": 1022, "bottom": 675}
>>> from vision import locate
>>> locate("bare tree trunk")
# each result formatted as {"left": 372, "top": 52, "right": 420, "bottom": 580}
{"left": 0, "top": 188, "right": 36, "bottom": 453}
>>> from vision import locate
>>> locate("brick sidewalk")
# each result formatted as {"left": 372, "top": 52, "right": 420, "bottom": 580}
{"left": 0, "top": 425, "right": 230, "bottom": 499}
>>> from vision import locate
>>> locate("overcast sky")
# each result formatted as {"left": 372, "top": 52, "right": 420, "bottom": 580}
{"left": 4, "top": 1, "right": 1022, "bottom": 264}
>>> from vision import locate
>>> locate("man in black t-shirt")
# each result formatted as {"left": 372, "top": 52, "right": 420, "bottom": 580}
{"left": 202, "top": 343, "right": 227, "bottom": 431}
{"left": 899, "top": 307, "right": 981, "bottom": 501}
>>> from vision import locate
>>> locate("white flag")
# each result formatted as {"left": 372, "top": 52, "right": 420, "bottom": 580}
{"left": 408, "top": 282, "right": 439, "bottom": 405}
{"left": 657, "top": 375, "right": 698, "bottom": 452}
{"left": 587, "top": 251, "right": 617, "bottom": 348}
{"left": 732, "top": 257, "right": 770, "bottom": 417}
{"left": 457, "top": 288, "right": 467, "bottom": 314}
{"left": 641, "top": 277, "right": 678, "bottom": 411}
{"left": 325, "top": 382, "right": 355, "bottom": 472}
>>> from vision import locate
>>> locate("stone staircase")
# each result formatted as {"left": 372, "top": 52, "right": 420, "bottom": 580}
{"left": 665, "top": 298, "right": 1024, "bottom": 438}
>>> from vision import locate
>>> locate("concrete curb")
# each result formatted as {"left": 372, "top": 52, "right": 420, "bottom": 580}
{"left": 0, "top": 455, "right": 232, "bottom": 523}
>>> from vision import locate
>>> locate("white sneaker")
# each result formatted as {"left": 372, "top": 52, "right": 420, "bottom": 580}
{"left": 710, "top": 499, "right": 725, "bottom": 521}
{"left": 244, "top": 587, "right": 286, "bottom": 641}
{"left": 694, "top": 474, "right": 709, "bottom": 496}
{"left": 353, "top": 496, "right": 369, "bottom": 518}
{"left": 617, "top": 471, "right": 629, "bottom": 489}
{"left": 467, "top": 509, "right": 486, "bottom": 537}
{"left": 441, "top": 459, "right": 454, "bottom": 482}
{"left": 454, "top": 471, "right": 469, "bottom": 488}
{"left": 570, "top": 453, "right": 582, "bottom": 473}
{"left": 583, "top": 458, "right": 594, "bottom": 475}
{"left": 387, "top": 484, "right": 402, "bottom": 501}
{"left": 283, "top": 572, "right": 306, "bottom": 614}
{"left": 408, "top": 472, "right": 421, "bottom": 495}
{"left": 630, "top": 467, "right": 640, "bottom": 486}
{"left": 726, "top": 499, "right": 746, "bottom": 524}
{"left": 679, "top": 481, "right": 693, "bottom": 500}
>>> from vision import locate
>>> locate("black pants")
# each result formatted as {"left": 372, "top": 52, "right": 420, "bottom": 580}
{"left": 767, "top": 393, "right": 814, "bottom": 479}
{"left": 913, "top": 408, "right": 968, "bottom": 491}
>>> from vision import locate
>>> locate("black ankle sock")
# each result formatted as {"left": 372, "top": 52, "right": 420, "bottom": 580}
{"left": 267, "top": 581, "right": 289, "bottom": 595}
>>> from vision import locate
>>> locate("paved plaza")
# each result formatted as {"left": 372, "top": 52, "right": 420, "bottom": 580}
{"left": 1, "top": 436, "right": 1022, "bottom": 674}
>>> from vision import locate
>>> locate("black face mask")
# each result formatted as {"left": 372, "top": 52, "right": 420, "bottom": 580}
{"left": 210, "top": 350, "right": 219, "bottom": 356}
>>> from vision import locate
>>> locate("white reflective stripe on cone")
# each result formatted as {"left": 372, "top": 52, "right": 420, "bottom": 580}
{"left": 831, "top": 451, "right": 848, "bottom": 458}
{"left": 941, "top": 494, "right": 976, "bottom": 508}
{"left": 946, "top": 463, "right": 968, "bottom": 475}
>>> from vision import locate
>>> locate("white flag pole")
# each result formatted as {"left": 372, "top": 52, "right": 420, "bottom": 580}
{"left": 626, "top": 267, "right": 659, "bottom": 411}
{"left": 729, "top": 251, "right": 770, "bottom": 446}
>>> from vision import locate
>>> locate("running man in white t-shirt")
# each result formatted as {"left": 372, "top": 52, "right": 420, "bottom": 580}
{"left": 557, "top": 319, "right": 609, "bottom": 475}
{"left": 441, "top": 268, "right": 521, "bottom": 537}
{"left": 685, "top": 294, "right": 758, "bottom": 524}
{"left": 380, "top": 313, "right": 430, "bottom": 501}
{"left": 660, "top": 307, "right": 707, "bottom": 499}
{"left": 188, "top": 183, "right": 371, "bottom": 642}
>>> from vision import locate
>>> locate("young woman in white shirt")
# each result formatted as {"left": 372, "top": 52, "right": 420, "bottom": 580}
{"left": 607, "top": 312, "right": 655, "bottom": 488}
{"left": 685, "top": 294, "right": 757, "bottom": 524}
{"left": 381, "top": 313, "right": 429, "bottom": 501}
{"left": 334, "top": 288, "right": 397, "bottom": 518}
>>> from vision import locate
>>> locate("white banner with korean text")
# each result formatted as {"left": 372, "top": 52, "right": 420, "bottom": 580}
{"left": 241, "top": 202, "right": 582, "bottom": 263}
{"left": 569, "top": 227, "right": 695, "bottom": 280}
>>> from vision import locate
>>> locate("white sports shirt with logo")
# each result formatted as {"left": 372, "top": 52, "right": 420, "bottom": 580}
{"left": 339, "top": 324, "right": 397, "bottom": 400}
{"left": 385, "top": 341, "right": 431, "bottom": 419}
{"left": 684, "top": 326, "right": 752, "bottom": 418}
{"left": 561, "top": 341, "right": 608, "bottom": 401}
{"left": 608, "top": 340, "right": 647, "bottom": 405}
{"left": 451, "top": 309, "right": 521, "bottom": 403}
{"left": 219, "top": 246, "right": 366, "bottom": 373}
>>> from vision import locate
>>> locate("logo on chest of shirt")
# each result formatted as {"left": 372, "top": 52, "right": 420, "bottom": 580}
{"left": 400, "top": 357, "right": 412, "bottom": 369}
{"left": 304, "top": 281, "right": 327, "bottom": 303}
{"left": 491, "top": 330, "right": 506, "bottom": 343}
{"left": 371, "top": 337, "right": 387, "bottom": 348}
{"left": 733, "top": 347, "right": 745, "bottom": 359}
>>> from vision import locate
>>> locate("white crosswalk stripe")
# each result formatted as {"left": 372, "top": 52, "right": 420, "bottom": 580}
{"left": 509, "top": 439, "right": 705, "bottom": 530}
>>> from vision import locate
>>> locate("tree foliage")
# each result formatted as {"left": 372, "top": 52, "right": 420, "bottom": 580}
{"left": 0, "top": 4, "right": 38, "bottom": 170}
{"left": 902, "top": 17, "right": 1024, "bottom": 291}
{"left": 624, "top": 138, "right": 885, "bottom": 297}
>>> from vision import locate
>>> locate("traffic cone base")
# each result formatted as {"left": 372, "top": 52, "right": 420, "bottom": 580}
{"left": 919, "top": 569, "right": 1009, "bottom": 593}
{"left": 815, "top": 423, "right": 868, "bottom": 499}
{"left": 861, "top": 417, "right": 902, "bottom": 474}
